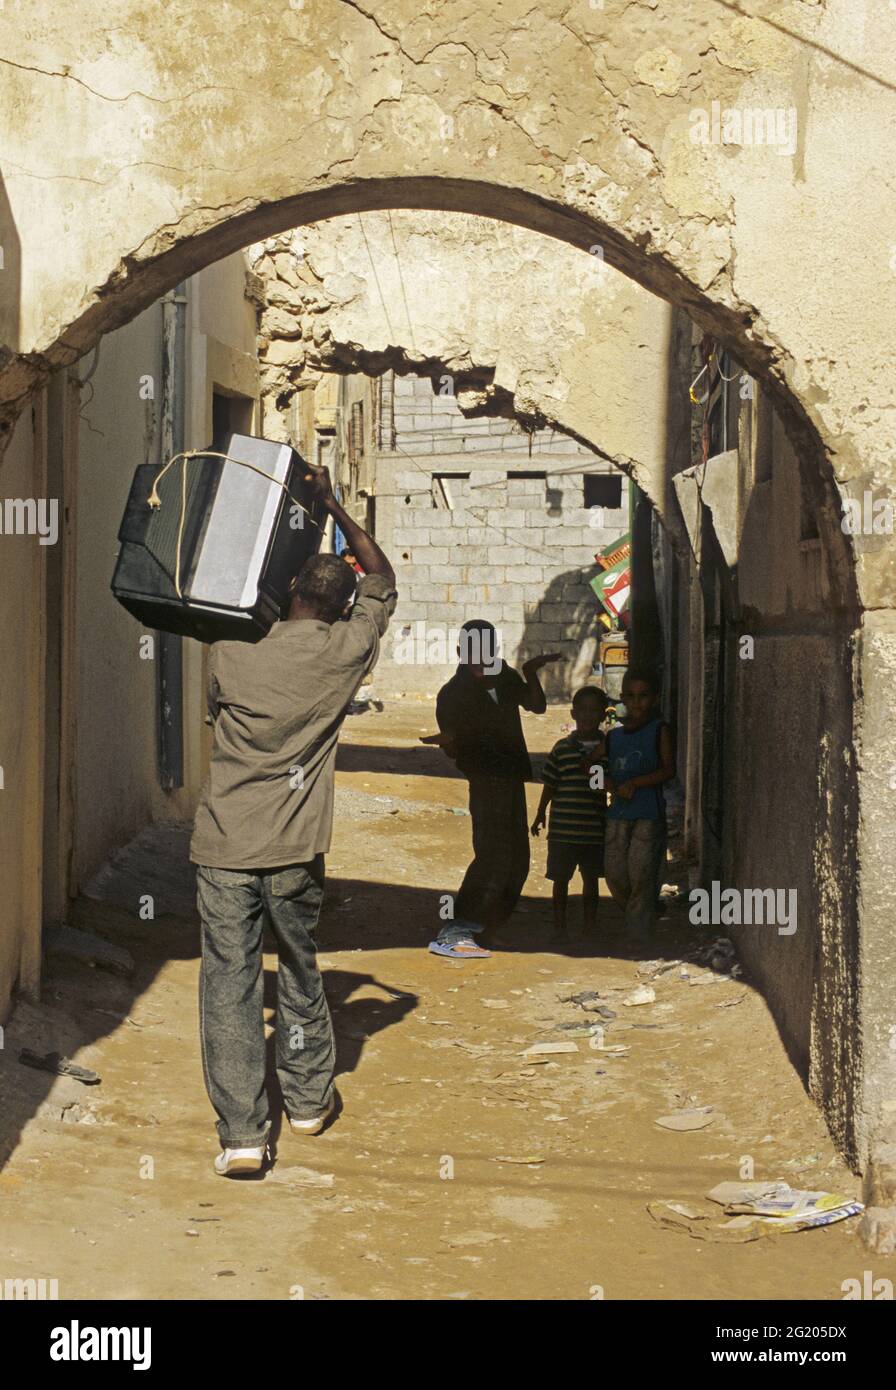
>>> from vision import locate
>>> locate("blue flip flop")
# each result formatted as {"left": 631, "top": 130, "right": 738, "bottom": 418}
{"left": 428, "top": 939, "right": 492, "bottom": 959}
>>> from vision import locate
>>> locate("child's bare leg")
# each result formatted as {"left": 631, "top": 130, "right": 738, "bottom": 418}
{"left": 581, "top": 874, "right": 600, "bottom": 933}
{"left": 552, "top": 881, "right": 569, "bottom": 936}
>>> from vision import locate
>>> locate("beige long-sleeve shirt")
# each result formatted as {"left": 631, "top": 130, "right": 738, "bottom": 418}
{"left": 190, "top": 574, "right": 397, "bottom": 870}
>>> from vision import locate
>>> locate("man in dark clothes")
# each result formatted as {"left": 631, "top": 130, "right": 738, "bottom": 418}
{"left": 426, "top": 620, "right": 559, "bottom": 959}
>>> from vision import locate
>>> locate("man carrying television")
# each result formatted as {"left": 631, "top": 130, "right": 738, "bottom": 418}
{"left": 190, "top": 464, "right": 396, "bottom": 1177}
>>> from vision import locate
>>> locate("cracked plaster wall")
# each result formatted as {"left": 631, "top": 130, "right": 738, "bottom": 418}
{"left": 1, "top": 0, "right": 895, "bottom": 1173}
{"left": 247, "top": 211, "right": 687, "bottom": 539}
{"left": 0, "top": 0, "right": 893, "bottom": 608}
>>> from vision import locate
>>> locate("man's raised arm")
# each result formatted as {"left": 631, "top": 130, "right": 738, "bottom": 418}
{"left": 305, "top": 464, "right": 395, "bottom": 586}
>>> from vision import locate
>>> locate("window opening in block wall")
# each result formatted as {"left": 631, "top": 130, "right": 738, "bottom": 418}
{"left": 583, "top": 474, "right": 623, "bottom": 509}
{"left": 432, "top": 472, "right": 470, "bottom": 510}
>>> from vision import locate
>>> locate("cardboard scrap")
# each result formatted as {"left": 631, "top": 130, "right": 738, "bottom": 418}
{"left": 655, "top": 1106, "right": 715, "bottom": 1131}
{"left": 648, "top": 1200, "right": 760, "bottom": 1244}
{"left": 706, "top": 1180, "right": 863, "bottom": 1232}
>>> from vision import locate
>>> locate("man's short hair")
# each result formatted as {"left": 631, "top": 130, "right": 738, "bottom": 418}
{"left": 458, "top": 618, "right": 498, "bottom": 667}
{"left": 622, "top": 666, "right": 661, "bottom": 696}
{"left": 572, "top": 685, "right": 609, "bottom": 711}
{"left": 294, "top": 553, "right": 357, "bottom": 621}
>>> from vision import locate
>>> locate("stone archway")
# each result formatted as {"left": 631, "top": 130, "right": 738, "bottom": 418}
{"left": 2, "top": 0, "right": 894, "bottom": 610}
{"left": 2, "top": 0, "right": 895, "bottom": 1204}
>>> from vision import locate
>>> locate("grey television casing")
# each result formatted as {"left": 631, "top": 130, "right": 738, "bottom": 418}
{"left": 111, "top": 433, "right": 323, "bottom": 644}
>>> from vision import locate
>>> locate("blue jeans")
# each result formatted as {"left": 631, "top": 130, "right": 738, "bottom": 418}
{"left": 196, "top": 859, "right": 335, "bottom": 1149}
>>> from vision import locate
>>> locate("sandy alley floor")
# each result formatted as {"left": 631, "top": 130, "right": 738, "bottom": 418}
{"left": 1, "top": 700, "right": 891, "bottom": 1302}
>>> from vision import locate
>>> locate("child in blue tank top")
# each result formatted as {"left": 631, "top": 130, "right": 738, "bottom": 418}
{"left": 604, "top": 668, "right": 675, "bottom": 948}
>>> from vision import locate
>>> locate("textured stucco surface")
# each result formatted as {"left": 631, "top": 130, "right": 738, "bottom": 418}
{"left": 1, "top": 0, "right": 894, "bottom": 607}
{"left": 1, "top": 0, "right": 894, "bottom": 1190}
{"left": 249, "top": 212, "right": 686, "bottom": 532}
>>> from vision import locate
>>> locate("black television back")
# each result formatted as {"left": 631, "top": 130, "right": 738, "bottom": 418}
{"left": 111, "top": 434, "right": 323, "bottom": 643}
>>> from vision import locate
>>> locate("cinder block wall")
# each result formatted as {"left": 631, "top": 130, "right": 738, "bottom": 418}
{"left": 372, "top": 376, "right": 629, "bottom": 700}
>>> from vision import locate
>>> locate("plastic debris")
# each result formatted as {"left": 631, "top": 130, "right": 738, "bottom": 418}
{"left": 706, "top": 1180, "right": 862, "bottom": 1232}
{"left": 521, "top": 1041, "right": 579, "bottom": 1057}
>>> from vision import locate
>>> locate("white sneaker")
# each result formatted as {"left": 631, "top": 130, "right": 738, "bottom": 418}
{"left": 288, "top": 1094, "right": 336, "bottom": 1136}
{"left": 214, "top": 1144, "right": 267, "bottom": 1176}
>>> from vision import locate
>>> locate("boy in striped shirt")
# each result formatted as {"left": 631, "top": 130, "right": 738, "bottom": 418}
{"left": 531, "top": 686, "right": 609, "bottom": 940}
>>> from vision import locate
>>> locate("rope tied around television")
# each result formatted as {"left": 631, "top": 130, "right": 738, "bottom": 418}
{"left": 146, "top": 449, "right": 324, "bottom": 599}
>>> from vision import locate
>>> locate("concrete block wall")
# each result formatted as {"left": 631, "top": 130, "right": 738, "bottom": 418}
{"left": 372, "top": 375, "right": 629, "bottom": 701}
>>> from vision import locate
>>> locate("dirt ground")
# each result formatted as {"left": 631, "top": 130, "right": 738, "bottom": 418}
{"left": 1, "top": 700, "right": 891, "bottom": 1302}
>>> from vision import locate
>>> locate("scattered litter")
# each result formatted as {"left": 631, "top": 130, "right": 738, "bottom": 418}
{"left": 718, "top": 993, "right": 747, "bottom": 1008}
{"left": 553, "top": 1021, "right": 602, "bottom": 1037}
{"left": 559, "top": 990, "right": 600, "bottom": 1006}
{"left": 493, "top": 1155, "right": 546, "bottom": 1166}
{"left": 686, "top": 935, "right": 742, "bottom": 978}
{"left": 521, "top": 1041, "right": 579, "bottom": 1057}
{"left": 268, "top": 1166, "right": 335, "bottom": 1188}
{"left": 19, "top": 1051, "right": 100, "bottom": 1085}
{"left": 595, "top": 1043, "right": 630, "bottom": 1056}
{"left": 648, "top": 1200, "right": 760, "bottom": 1244}
{"left": 449, "top": 808, "right": 469, "bottom": 816}
{"left": 706, "top": 1180, "right": 862, "bottom": 1232}
{"left": 623, "top": 985, "right": 656, "bottom": 1007}
{"left": 655, "top": 1106, "right": 715, "bottom": 1131}
{"left": 783, "top": 1152, "right": 823, "bottom": 1171}
{"left": 481, "top": 999, "right": 509, "bottom": 1010}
